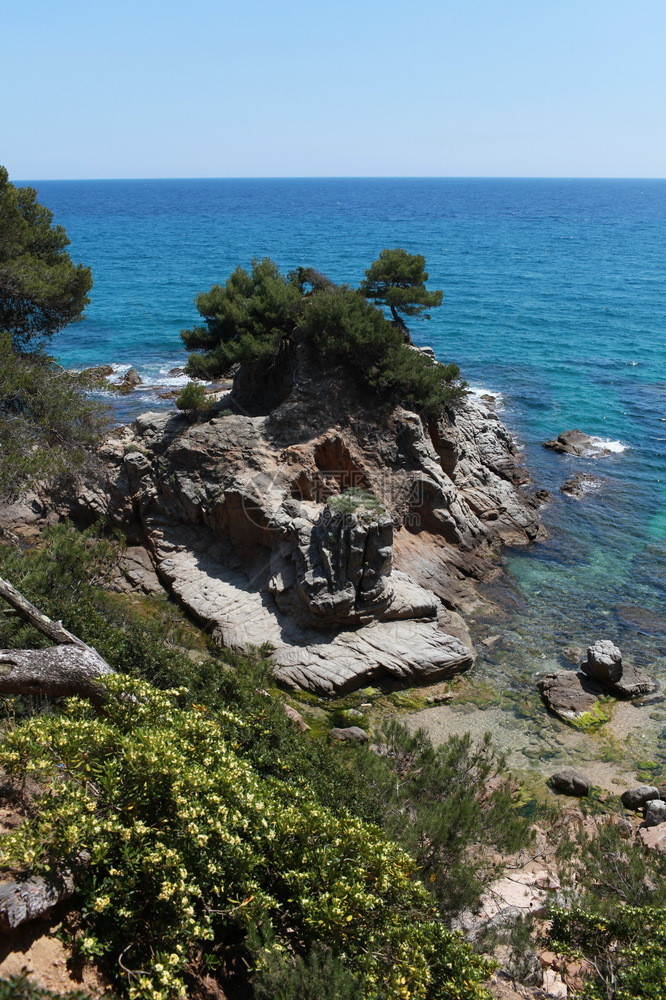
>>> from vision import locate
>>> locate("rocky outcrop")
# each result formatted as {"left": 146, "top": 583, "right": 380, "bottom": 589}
{"left": 5, "top": 341, "right": 543, "bottom": 694}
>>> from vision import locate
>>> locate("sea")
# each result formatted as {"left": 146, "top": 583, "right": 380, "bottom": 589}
{"left": 23, "top": 177, "right": 666, "bottom": 773}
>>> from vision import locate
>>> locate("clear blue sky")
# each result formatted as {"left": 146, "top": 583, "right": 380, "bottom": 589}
{"left": 4, "top": 0, "right": 665, "bottom": 179}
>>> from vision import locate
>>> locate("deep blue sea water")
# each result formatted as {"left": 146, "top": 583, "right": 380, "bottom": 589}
{"left": 22, "top": 178, "right": 666, "bottom": 707}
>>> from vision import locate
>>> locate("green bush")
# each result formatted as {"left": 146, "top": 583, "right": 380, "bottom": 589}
{"left": 174, "top": 381, "right": 211, "bottom": 416}
{"left": 0, "top": 334, "right": 107, "bottom": 500}
{"left": 549, "top": 905, "right": 666, "bottom": 1000}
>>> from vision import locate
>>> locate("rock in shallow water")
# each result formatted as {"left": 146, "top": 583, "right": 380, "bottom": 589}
{"left": 583, "top": 639, "right": 623, "bottom": 686}
{"left": 537, "top": 672, "right": 599, "bottom": 723}
{"left": 621, "top": 785, "right": 660, "bottom": 811}
{"left": 549, "top": 768, "right": 590, "bottom": 797}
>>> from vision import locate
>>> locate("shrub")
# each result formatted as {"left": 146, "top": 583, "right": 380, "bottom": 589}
{"left": 174, "top": 381, "right": 211, "bottom": 416}
{"left": 0, "top": 678, "right": 491, "bottom": 1000}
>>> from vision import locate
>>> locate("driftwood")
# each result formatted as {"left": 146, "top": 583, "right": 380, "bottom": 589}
{"left": 0, "top": 576, "right": 114, "bottom": 704}
{"left": 0, "top": 867, "right": 77, "bottom": 932}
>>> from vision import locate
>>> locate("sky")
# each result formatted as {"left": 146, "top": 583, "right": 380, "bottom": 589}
{"left": 3, "top": 0, "right": 665, "bottom": 180}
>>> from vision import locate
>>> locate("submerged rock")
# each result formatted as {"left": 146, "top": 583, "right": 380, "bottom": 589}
{"left": 560, "top": 473, "right": 602, "bottom": 498}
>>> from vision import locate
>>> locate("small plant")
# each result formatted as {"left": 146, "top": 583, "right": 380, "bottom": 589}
{"left": 175, "top": 381, "right": 211, "bottom": 417}
{"left": 326, "top": 487, "right": 386, "bottom": 519}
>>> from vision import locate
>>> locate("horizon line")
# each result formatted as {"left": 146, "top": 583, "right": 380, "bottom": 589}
{"left": 16, "top": 174, "right": 666, "bottom": 183}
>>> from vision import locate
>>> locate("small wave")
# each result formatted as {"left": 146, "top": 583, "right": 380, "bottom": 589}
{"left": 466, "top": 385, "right": 505, "bottom": 410}
{"left": 588, "top": 436, "right": 628, "bottom": 454}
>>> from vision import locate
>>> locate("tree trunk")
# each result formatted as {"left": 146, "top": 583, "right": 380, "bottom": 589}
{"left": 389, "top": 305, "right": 411, "bottom": 343}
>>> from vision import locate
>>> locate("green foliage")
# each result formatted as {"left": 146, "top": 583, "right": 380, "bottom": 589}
{"left": 360, "top": 248, "right": 443, "bottom": 332}
{"left": 555, "top": 815, "right": 666, "bottom": 912}
{"left": 546, "top": 815, "right": 666, "bottom": 998}
{"left": 300, "top": 285, "right": 464, "bottom": 414}
{"left": 252, "top": 942, "right": 364, "bottom": 1000}
{"left": 182, "top": 258, "right": 302, "bottom": 379}
{"left": 326, "top": 487, "right": 386, "bottom": 518}
{"left": 359, "top": 723, "right": 531, "bottom": 918}
{"left": 0, "top": 973, "right": 90, "bottom": 1000}
{"left": 181, "top": 256, "right": 464, "bottom": 416}
{"left": 0, "top": 678, "right": 491, "bottom": 1000}
{"left": 549, "top": 906, "right": 666, "bottom": 1000}
{"left": 174, "top": 381, "right": 211, "bottom": 416}
{"left": 0, "top": 166, "right": 92, "bottom": 350}
{"left": 0, "top": 334, "right": 107, "bottom": 500}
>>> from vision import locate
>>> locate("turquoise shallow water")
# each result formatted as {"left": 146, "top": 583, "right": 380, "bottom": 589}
{"left": 23, "top": 177, "right": 666, "bottom": 692}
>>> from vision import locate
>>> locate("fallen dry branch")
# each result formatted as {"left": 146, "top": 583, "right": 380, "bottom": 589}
{"left": 0, "top": 866, "right": 78, "bottom": 932}
{"left": 0, "top": 645, "right": 114, "bottom": 703}
{"left": 0, "top": 577, "right": 92, "bottom": 649}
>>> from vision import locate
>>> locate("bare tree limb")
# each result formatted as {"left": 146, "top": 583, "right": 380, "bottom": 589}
{"left": 0, "top": 577, "right": 92, "bottom": 650}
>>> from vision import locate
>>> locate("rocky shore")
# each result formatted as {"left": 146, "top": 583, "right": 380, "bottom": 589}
{"left": 2, "top": 339, "right": 543, "bottom": 694}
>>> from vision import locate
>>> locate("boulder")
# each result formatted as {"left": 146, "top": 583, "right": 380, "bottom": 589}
{"left": 537, "top": 672, "right": 599, "bottom": 723}
{"left": 583, "top": 640, "right": 623, "bottom": 686}
{"left": 549, "top": 768, "right": 590, "bottom": 797}
{"left": 643, "top": 799, "right": 666, "bottom": 827}
{"left": 543, "top": 429, "right": 600, "bottom": 457}
{"left": 621, "top": 785, "right": 659, "bottom": 811}
{"left": 328, "top": 726, "right": 369, "bottom": 742}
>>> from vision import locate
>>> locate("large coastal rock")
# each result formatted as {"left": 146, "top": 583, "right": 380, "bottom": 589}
{"left": 4, "top": 341, "right": 543, "bottom": 693}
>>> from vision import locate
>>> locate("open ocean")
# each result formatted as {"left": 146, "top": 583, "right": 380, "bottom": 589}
{"left": 23, "top": 177, "right": 666, "bottom": 745}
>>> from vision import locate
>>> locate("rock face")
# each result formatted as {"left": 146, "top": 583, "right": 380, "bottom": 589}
{"left": 549, "top": 769, "right": 590, "bottom": 797}
{"left": 8, "top": 340, "right": 543, "bottom": 694}
{"left": 583, "top": 640, "right": 623, "bottom": 685}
